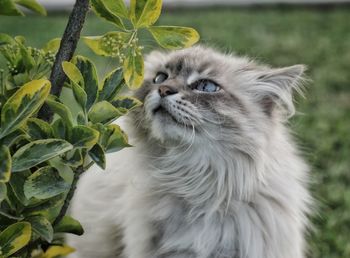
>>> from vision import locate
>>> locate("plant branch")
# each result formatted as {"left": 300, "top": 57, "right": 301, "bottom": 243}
{"left": 53, "top": 165, "right": 84, "bottom": 226}
{"left": 53, "top": 161, "right": 93, "bottom": 226}
{"left": 38, "top": 0, "right": 90, "bottom": 122}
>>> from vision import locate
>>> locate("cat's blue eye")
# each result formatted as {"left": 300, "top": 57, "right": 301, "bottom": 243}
{"left": 193, "top": 80, "right": 221, "bottom": 93}
{"left": 154, "top": 72, "right": 168, "bottom": 84}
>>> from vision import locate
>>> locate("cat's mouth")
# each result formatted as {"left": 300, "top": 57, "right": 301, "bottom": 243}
{"left": 153, "top": 105, "right": 183, "bottom": 125}
{"left": 153, "top": 105, "right": 164, "bottom": 114}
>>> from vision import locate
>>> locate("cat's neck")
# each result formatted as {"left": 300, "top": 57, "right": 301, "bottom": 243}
{"left": 142, "top": 138, "right": 262, "bottom": 214}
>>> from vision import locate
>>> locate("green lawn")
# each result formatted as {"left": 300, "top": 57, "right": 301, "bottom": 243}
{"left": 1, "top": 7, "right": 350, "bottom": 258}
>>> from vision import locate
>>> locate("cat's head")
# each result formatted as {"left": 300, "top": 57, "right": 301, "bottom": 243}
{"left": 131, "top": 46, "right": 305, "bottom": 149}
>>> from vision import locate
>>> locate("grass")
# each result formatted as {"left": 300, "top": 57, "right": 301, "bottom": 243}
{"left": 1, "top": 6, "right": 350, "bottom": 258}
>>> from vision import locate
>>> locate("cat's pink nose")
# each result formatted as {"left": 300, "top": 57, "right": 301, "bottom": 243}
{"left": 158, "top": 85, "right": 178, "bottom": 98}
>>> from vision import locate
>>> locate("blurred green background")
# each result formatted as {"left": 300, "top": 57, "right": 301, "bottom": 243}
{"left": 1, "top": 6, "right": 349, "bottom": 258}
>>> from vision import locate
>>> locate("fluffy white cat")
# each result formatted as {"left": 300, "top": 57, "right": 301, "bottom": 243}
{"left": 67, "top": 46, "right": 312, "bottom": 258}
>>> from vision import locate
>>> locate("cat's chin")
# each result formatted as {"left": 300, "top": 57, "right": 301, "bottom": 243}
{"left": 149, "top": 109, "right": 194, "bottom": 143}
{"left": 153, "top": 106, "right": 180, "bottom": 124}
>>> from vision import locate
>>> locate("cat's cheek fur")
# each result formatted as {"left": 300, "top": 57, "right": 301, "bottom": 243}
{"left": 144, "top": 90, "right": 196, "bottom": 143}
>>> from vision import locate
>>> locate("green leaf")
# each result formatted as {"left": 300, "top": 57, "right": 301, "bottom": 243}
{"left": 54, "top": 215, "right": 84, "bottom": 236}
{"left": 98, "top": 68, "right": 125, "bottom": 101}
{"left": 49, "top": 157, "right": 74, "bottom": 183}
{"left": 0, "top": 222, "right": 31, "bottom": 257}
{"left": 15, "top": 0, "right": 47, "bottom": 15}
{"left": 43, "top": 38, "right": 61, "bottom": 53}
{"left": 12, "top": 139, "right": 73, "bottom": 172}
{"left": 88, "top": 101, "right": 122, "bottom": 124}
{"left": 9, "top": 170, "right": 31, "bottom": 206}
{"left": 0, "top": 182, "right": 7, "bottom": 203}
{"left": 26, "top": 215, "right": 53, "bottom": 243}
{"left": 148, "top": 26, "right": 200, "bottom": 49}
{"left": 26, "top": 118, "right": 53, "bottom": 140}
{"left": 90, "top": 0, "right": 124, "bottom": 29}
{"left": 46, "top": 96, "right": 74, "bottom": 128}
{"left": 74, "top": 56, "right": 99, "bottom": 110}
{"left": 123, "top": 48, "right": 144, "bottom": 89}
{"left": 0, "top": 145, "right": 11, "bottom": 183}
{"left": 0, "top": 79, "right": 51, "bottom": 139}
{"left": 88, "top": 143, "right": 106, "bottom": 169}
{"left": 0, "top": 129, "right": 27, "bottom": 147}
{"left": 51, "top": 118, "right": 67, "bottom": 140}
{"left": 24, "top": 195, "right": 64, "bottom": 223}
{"left": 102, "top": 0, "right": 128, "bottom": 18}
{"left": 130, "top": 0, "right": 162, "bottom": 28}
{"left": 91, "top": 123, "right": 108, "bottom": 147}
{"left": 14, "top": 35, "right": 25, "bottom": 44}
{"left": 111, "top": 96, "right": 142, "bottom": 114}
{"left": 83, "top": 32, "right": 131, "bottom": 57}
{"left": 24, "top": 166, "right": 70, "bottom": 200}
{"left": 61, "top": 149, "right": 83, "bottom": 168}
{"left": 62, "top": 61, "right": 84, "bottom": 87}
{"left": 0, "top": 33, "right": 16, "bottom": 46}
{"left": 40, "top": 245, "right": 75, "bottom": 258}
{"left": 70, "top": 125, "right": 99, "bottom": 148}
{"left": 71, "top": 81, "right": 88, "bottom": 110}
{"left": 16, "top": 39, "right": 35, "bottom": 70}
{"left": 105, "top": 124, "right": 130, "bottom": 153}
{"left": 76, "top": 111, "right": 86, "bottom": 125}
{"left": 0, "top": 0, "right": 23, "bottom": 16}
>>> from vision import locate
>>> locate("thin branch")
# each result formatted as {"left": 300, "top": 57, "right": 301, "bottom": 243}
{"left": 38, "top": 0, "right": 90, "bottom": 122}
{"left": 53, "top": 162, "right": 93, "bottom": 226}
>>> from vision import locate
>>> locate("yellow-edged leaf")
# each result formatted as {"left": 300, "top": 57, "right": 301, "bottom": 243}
{"left": 148, "top": 26, "right": 200, "bottom": 49}
{"left": 39, "top": 245, "right": 75, "bottom": 258}
{"left": 88, "top": 143, "right": 106, "bottom": 169}
{"left": 24, "top": 166, "right": 70, "bottom": 200}
{"left": 12, "top": 139, "right": 73, "bottom": 172}
{"left": 123, "top": 49, "right": 144, "bottom": 89}
{"left": 45, "top": 96, "right": 74, "bottom": 128}
{"left": 132, "top": 0, "right": 162, "bottom": 28}
{"left": 88, "top": 101, "right": 122, "bottom": 124}
{"left": 0, "top": 79, "right": 51, "bottom": 139}
{"left": 0, "top": 222, "right": 31, "bottom": 257}
{"left": 73, "top": 56, "right": 99, "bottom": 110}
{"left": 43, "top": 38, "right": 61, "bottom": 53}
{"left": 70, "top": 125, "right": 99, "bottom": 148}
{"left": 0, "top": 182, "right": 6, "bottom": 203}
{"left": 98, "top": 68, "right": 125, "bottom": 101}
{"left": 62, "top": 61, "right": 84, "bottom": 87}
{"left": 26, "top": 215, "right": 54, "bottom": 243}
{"left": 90, "top": 0, "right": 124, "bottom": 29}
{"left": 0, "top": 145, "right": 11, "bottom": 183}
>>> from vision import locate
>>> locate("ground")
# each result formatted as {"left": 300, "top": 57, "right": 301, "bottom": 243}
{"left": 0, "top": 6, "right": 349, "bottom": 258}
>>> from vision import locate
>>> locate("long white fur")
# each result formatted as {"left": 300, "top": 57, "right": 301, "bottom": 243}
{"left": 67, "top": 46, "right": 312, "bottom": 258}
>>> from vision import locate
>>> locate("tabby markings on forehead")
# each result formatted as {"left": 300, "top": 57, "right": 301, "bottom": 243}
{"left": 165, "top": 58, "right": 184, "bottom": 75}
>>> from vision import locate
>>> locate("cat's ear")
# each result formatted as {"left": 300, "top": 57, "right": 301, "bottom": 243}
{"left": 252, "top": 64, "right": 306, "bottom": 118}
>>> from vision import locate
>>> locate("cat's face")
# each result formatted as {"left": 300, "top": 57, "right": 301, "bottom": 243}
{"left": 132, "top": 46, "right": 304, "bottom": 149}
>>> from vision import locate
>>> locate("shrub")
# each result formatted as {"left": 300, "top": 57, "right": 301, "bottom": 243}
{"left": 0, "top": 0, "right": 199, "bottom": 257}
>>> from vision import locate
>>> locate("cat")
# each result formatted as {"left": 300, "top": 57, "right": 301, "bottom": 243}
{"left": 67, "top": 45, "right": 312, "bottom": 258}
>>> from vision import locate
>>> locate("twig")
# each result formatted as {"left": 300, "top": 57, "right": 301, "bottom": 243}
{"left": 37, "top": 0, "right": 90, "bottom": 122}
{"left": 53, "top": 162, "right": 93, "bottom": 226}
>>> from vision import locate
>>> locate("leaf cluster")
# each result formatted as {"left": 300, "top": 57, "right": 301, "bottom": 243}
{"left": 85, "top": 0, "right": 200, "bottom": 89}
{"left": 0, "top": 35, "right": 136, "bottom": 258}
{"left": 0, "top": 0, "right": 200, "bottom": 257}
